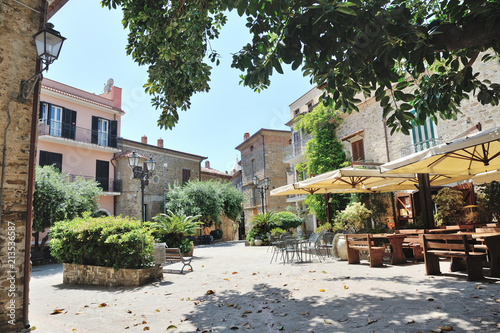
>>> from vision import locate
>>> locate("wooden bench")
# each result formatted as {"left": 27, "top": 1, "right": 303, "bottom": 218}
{"left": 165, "top": 248, "right": 193, "bottom": 273}
{"left": 345, "top": 234, "right": 385, "bottom": 267}
{"left": 395, "top": 229, "right": 426, "bottom": 261}
{"left": 421, "top": 233, "right": 486, "bottom": 281}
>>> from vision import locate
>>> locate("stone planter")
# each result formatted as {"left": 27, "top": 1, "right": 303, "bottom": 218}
{"left": 63, "top": 263, "right": 162, "bottom": 287}
{"left": 254, "top": 239, "right": 263, "bottom": 246}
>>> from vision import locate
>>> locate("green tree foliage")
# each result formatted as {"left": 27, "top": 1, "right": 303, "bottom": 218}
{"left": 432, "top": 187, "right": 465, "bottom": 226}
{"left": 273, "top": 211, "right": 303, "bottom": 231}
{"left": 335, "top": 202, "right": 372, "bottom": 232}
{"left": 49, "top": 214, "right": 154, "bottom": 269}
{"left": 477, "top": 181, "right": 500, "bottom": 223}
{"left": 164, "top": 180, "right": 244, "bottom": 225}
{"left": 102, "top": 1, "right": 500, "bottom": 132}
{"left": 246, "top": 211, "right": 279, "bottom": 241}
{"left": 33, "top": 165, "right": 102, "bottom": 252}
{"left": 294, "top": 104, "right": 349, "bottom": 223}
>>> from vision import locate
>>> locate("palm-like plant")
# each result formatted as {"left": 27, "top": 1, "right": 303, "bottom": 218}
{"left": 247, "top": 212, "right": 279, "bottom": 242}
{"left": 149, "top": 210, "right": 202, "bottom": 247}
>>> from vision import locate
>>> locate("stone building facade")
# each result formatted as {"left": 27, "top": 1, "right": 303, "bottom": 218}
{"left": 0, "top": 0, "right": 67, "bottom": 330}
{"left": 235, "top": 129, "right": 291, "bottom": 229}
{"left": 115, "top": 136, "right": 206, "bottom": 222}
{"left": 285, "top": 56, "right": 500, "bottom": 229}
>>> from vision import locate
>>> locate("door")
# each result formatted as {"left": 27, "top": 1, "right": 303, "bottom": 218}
{"left": 96, "top": 160, "right": 109, "bottom": 191}
{"left": 98, "top": 118, "right": 109, "bottom": 146}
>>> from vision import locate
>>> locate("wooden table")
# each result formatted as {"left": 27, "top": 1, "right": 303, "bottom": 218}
{"left": 372, "top": 234, "right": 407, "bottom": 265}
{"left": 470, "top": 232, "right": 500, "bottom": 277}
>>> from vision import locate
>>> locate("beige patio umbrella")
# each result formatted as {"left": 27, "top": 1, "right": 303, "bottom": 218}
{"left": 472, "top": 170, "right": 500, "bottom": 185}
{"left": 380, "top": 126, "right": 500, "bottom": 176}
{"left": 270, "top": 183, "right": 376, "bottom": 196}
{"left": 371, "top": 173, "right": 473, "bottom": 192}
{"left": 295, "top": 167, "right": 415, "bottom": 192}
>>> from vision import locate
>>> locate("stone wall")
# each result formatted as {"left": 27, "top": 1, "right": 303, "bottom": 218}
{"left": 63, "top": 263, "right": 161, "bottom": 287}
{"left": 0, "top": 1, "right": 42, "bottom": 330}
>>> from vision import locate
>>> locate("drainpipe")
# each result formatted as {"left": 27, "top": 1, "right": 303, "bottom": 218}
{"left": 261, "top": 134, "right": 266, "bottom": 211}
{"left": 23, "top": 1, "right": 46, "bottom": 328}
{"left": 383, "top": 117, "right": 398, "bottom": 230}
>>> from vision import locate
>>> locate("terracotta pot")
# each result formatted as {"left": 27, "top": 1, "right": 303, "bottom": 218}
{"left": 254, "top": 239, "right": 263, "bottom": 246}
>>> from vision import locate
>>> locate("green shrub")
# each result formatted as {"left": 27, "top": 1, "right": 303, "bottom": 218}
{"left": 49, "top": 214, "right": 154, "bottom": 269}
{"left": 315, "top": 222, "right": 345, "bottom": 234}
{"left": 247, "top": 212, "right": 279, "bottom": 241}
{"left": 210, "top": 229, "right": 223, "bottom": 240}
{"left": 335, "top": 202, "right": 372, "bottom": 232}
{"left": 179, "top": 238, "right": 193, "bottom": 254}
{"left": 272, "top": 211, "right": 304, "bottom": 231}
{"left": 270, "top": 227, "right": 286, "bottom": 236}
{"left": 432, "top": 187, "right": 464, "bottom": 226}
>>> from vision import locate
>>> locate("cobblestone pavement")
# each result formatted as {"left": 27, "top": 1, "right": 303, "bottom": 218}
{"left": 27, "top": 241, "right": 500, "bottom": 332}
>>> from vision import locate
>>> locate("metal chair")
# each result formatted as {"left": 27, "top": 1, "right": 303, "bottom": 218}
{"left": 318, "top": 232, "right": 335, "bottom": 259}
{"left": 283, "top": 238, "right": 303, "bottom": 264}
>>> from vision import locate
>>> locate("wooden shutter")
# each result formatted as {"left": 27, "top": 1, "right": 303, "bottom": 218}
{"left": 109, "top": 120, "right": 118, "bottom": 148}
{"left": 62, "top": 108, "right": 76, "bottom": 140}
{"left": 91, "top": 116, "right": 98, "bottom": 144}
{"left": 351, "top": 140, "right": 365, "bottom": 161}
{"left": 39, "top": 151, "right": 62, "bottom": 172}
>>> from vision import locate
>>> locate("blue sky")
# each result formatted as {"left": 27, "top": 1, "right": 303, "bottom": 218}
{"left": 48, "top": 1, "right": 314, "bottom": 173}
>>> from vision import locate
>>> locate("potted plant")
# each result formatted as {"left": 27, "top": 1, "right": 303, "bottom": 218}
{"left": 254, "top": 236, "right": 263, "bottom": 246}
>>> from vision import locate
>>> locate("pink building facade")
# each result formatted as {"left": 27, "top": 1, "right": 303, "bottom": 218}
{"left": 37, "top": 78, "right": 124, "bottom": 215}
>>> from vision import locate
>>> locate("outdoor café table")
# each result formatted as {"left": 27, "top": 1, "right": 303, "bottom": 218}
{"left": 371, "top": 233, "right": 407, "bottom": 265}
{"left": 470, "top": 232, "right": 500, "bottom": 277}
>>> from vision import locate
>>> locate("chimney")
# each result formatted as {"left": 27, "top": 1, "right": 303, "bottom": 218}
{"left": 111, "top": 86, "right": 122, "bottom": 109}
{"left": 205, "top": 161, "right": 210, "bottom": 169}
{"left": 244, "top": 132, "right": 250, "bottom": 141}
{"left": 157, "top": 138, "right": 164, "bottom": 148}
{"left": 141, "top": 135, "right": 147, "bottom": 144}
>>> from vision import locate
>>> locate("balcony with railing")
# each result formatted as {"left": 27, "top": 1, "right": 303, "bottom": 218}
{"left": 38, "top": 121, "right": 119, "bottom": 150}
{"left": 283, "top": 135, "right": 311, "bottom": 164}
{"left": 67, "top": 174, "right": 122, "bottom": 193}
{"left": 401, "top": 137, "right": 443, "bottom": 157}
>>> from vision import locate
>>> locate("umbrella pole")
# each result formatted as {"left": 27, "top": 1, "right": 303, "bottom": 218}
{"left": 417, "top": 174, "right": 435, "bottom": 229}
{"left": 324, "top": 193, "right": 331, "bottom": 224}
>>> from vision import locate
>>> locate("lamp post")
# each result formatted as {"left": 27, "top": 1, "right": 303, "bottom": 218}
{"left": 253, "top": 176, "right": 271, "bottom": 214}
{"left": 18, "top": 23, "right": 66, "bottom": 103}
{"left": 128, "top": 152, "right": 156, "bottom": 225}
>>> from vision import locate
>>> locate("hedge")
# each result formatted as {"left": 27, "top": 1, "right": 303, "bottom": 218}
{"left": 49, "top": 214, "right": 154, "bottom": 269}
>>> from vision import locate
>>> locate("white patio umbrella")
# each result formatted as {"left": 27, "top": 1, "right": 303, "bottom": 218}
{"left": 269, "top": 183, "right": 376, "bottom": 196}
{"left": 472, "top": 170, "right": 500, "bottom": 185}
{"left": 371, "top": 173, "right": 473, "bottom": 192}
{"left": 380, "top": 126, "right": 500, "bottom": 176}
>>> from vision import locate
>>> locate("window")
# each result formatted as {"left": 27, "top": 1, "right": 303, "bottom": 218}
{"left": 251, "top": 159, "right": 255, "bottom": 176}
{"left": 351, "top": 139, "right": 365, "bottom": 162}
{"left": 49, "top": 106, "right": 62, "bottom": 137}
{"left": 39, "top": 102, "right": 76, "bottom": 139}
{"left": 182, "top": 169, "right": 191, "bottom": 185}
{"left": 92, "top": 116, "right": 118, "bottom": 147}
{"left": 307, "top": 101, "right": 314, "bottom": 112}
{"left": 39, "top": 151, "right": 62, "bottom": 171}
{"left": 293, "top": 108, "right": 299, "bottom": 116}
{"left": 96, "top": 160, "right": 110, "bottom": 191}
{"left": 411, "top": 114, "right": 438, "bottom": 153}
{"left": 97, "top": 118, "right": 109, "bottom": 146}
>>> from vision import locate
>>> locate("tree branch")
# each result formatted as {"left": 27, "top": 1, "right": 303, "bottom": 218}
{"left": 430, "top": 20, "right": 500, "bottom": 51}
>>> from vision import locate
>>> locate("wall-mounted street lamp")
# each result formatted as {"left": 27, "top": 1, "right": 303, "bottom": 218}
{"left": 18, "top": 23, "right": 66, "bottom": 103}
{"left": 253, "top": 175, "right": 271, "bottom": 214}
{"left": 128, "top": 152, "right": 156, "bottom": 224}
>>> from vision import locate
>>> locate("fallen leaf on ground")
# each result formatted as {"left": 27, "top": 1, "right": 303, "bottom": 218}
{"left": 367, "top": 319, "right": 378, "bottom": 325}
{"left": 324, "top": 320, "right": 333, "bottom": 324}
{"left": 428, "top": 298, "right": 434, "bottom": 301}
{"left": 155, "top": 309, "right": 160, "bottom": 312}
{"left": 230, "top": 326, "right": 239, "bottom": 330}
{"left": 226, "top": 302, "right": 234, "bottom": 307}
{"left": 439, "top": 326, "right": 453, "bottom": 331}
{"left": 343, "top": 285, "right": 349, "bottom": 290}
{"left": 232, "top": 272, "right": 238, "bottom": 274}
{"left": 322, "top": 271, "right": 327, "bottom": 274}
{"left": 98, "top": 303, "right": 108, "bottom": 308}
{"left": 29, "top": 327, "right": 37, "bottom": 331}
{"left": 206, "top": 290, "right": 215, "bottom": 295}
{"left": 50, "top": 309, "right": 64, "bottom": 315}
{"left": 223, "top": 278, "right": 229, "bottom": 281}
{"left": 143, "top": 327, "right": 150, "bottom": 331}
{"left": 252, "top": 272, "right": 257, "bottom": 275}
{"left": 319, "top": 289, "right": 325, "bottom": 292}
{"left": 407, "top": 319, "right": 415, "bottom": 324}
{"left": 309, "top": 270, "right": 316, "bottom": 273}
{"left": 166, "top": 325, "right": 177, "bottom": 331}
{"left": 475, "top": 285, "right": 482, "bottom": 289}
{"left": 496, "top": 299, "right": 500, "bottom": 303}
{"left": 142, "top": 321, "right": 147, "bottom": 324}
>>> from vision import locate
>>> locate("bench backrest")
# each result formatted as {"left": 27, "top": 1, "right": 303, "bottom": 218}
{"left": 165, "top": 248, "right": 183, "bottom": 260}
{"left": 476, "top": 227, "right": 500, "bottom": 233}
{"left": 421, "top": 234, "right": 475, "bottom": 253}
{"left": 395, "top": 229, "right": 426, "bottom": 235}
{"left": 345, "top": 234, "right": 377, "bottom": 249}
